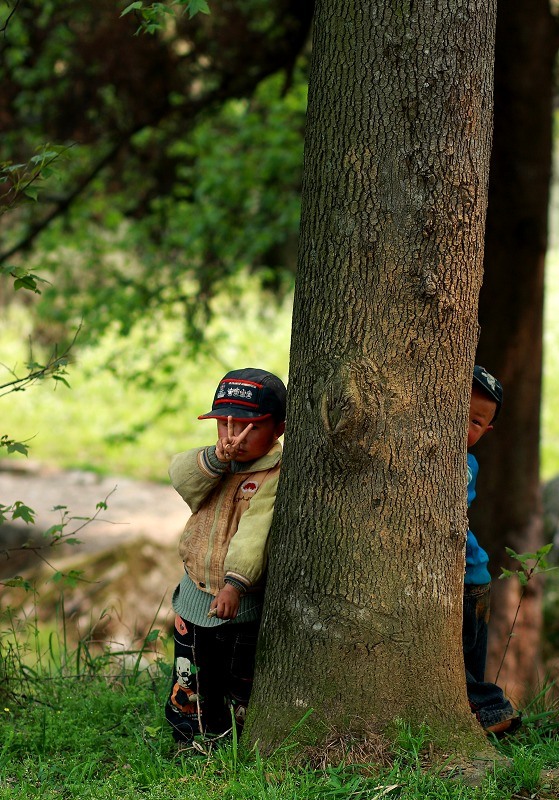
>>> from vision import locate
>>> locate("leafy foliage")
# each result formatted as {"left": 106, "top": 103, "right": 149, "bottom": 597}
{"left": 26, "top": 69, "right": 305, "bottom": 353}
{"left": 0, "top": 338, "right": 73, "bottom": 399}
{"left": 121, "top": 0, "right": 211, "bottom": 34}
{"left": 0, "top": 490, "right": 119, "bottom": 590}
{"left": 0, "top": 0, "right": 310, "bottom": 357}
{"left": 495, "top": 544, "right": 558, "bottom": 683}
{"left": 0, "top": 0, "right": 306, "bottom": 473}
{"left": 499, "top": 544, "right": 556, "bottom": 588}
{"left": 0, "top": 146, "right": 71, "bottom": 214}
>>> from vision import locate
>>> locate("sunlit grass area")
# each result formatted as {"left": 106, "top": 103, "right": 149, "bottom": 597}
{"left": 542, "top": 247, "right": 559, "bottom": 481}
{"left": 0, "top": 279, "right": 292, "bottom": 481}
{"left": 1, "top": 620, "right": 558, "bottom": 800}
{"left": 1, "top": 248, "right": 559, "bottom": 483}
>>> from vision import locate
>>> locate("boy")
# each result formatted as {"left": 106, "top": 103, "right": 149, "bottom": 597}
{"left": 165, "top": 367, "right": 286, "bottom": 743}
{"left": 464, "top": 365, "right": 520, "bottom": 735}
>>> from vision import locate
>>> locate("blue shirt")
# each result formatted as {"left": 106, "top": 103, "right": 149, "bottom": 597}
{"left": 465, "top": 452, "right": 491, "bottom": 585}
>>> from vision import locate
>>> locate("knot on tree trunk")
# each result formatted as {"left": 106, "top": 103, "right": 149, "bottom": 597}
{"left": 318, "top": 356, "right": 385, "bottom": 465}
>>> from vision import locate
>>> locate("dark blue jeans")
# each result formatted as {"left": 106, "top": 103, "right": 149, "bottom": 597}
{"left": 463, "top": 583, "right": 515, "bottom": 728}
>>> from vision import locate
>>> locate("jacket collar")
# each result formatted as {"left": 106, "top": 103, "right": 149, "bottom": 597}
{"left": 233, "top": 441, "right": 282, "bottom": 474}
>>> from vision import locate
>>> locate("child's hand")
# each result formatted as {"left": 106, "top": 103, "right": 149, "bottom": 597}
{"left": 209, "top": 583, "right": 241, "bottom": 619}
{"left": 216, "top": 416, "right": 253, "bottom": 463}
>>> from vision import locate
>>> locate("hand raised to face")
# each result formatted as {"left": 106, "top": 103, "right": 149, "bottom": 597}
{"left": 215, "top": 416, "right": 254, "bottom": 463}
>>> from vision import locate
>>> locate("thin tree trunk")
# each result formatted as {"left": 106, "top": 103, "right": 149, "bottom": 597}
{"left": 246, "top": 0, "right": 497, "bottom": 754}
{"left": 471, "top": 0, "right": 557, "bottom": 703}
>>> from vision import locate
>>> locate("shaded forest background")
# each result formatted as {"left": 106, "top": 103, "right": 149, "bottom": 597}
{"left": 1, "top": 0, "right": 559, "bottom": 704}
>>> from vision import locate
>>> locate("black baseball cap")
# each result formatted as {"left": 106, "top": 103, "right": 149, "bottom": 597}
{"left": 198, "top": 368, "right": 287, "bottom": 423}
{"left": 473, "top": 365, "right": 503, "bottom": 421}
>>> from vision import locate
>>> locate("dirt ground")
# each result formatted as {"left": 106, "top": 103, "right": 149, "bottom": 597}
{"left": 0, "top": 459, "right": 188, "bottom": 553}
{"left": 0, "top": 460, "right": 191, "bottom": 651}
{"left": 3, "top": 462, "right": 559, "bottom": 666}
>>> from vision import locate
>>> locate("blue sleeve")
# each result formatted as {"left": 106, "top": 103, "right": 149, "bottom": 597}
{"left": 465, "top": 452, "right": 490, "bottom": 583}
{"left": 467, "top": 452, "right": 478, "bottom": 508}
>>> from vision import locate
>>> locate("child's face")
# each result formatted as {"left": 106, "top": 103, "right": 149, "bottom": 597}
{"left": 216, "top": 417, "right": 285, "bottom": 462}
{"left": 467, "top": 386, "right": 497, "bottom": 448}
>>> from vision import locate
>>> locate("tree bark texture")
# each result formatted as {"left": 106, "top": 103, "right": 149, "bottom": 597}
{"left": 471, "top": 0, "right": 558, "bottom": 703}
{"left": 246, "top": 0, "right": 497, "bottom": 753}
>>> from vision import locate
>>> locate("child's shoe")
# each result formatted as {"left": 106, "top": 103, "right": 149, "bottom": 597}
{"left": 485, "top": 712, "right": 522, "bottom": 737}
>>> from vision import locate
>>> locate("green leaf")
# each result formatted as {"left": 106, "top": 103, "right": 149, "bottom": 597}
{"left": 152, "top": 3, "right": 174, "bottom": 15}
{"left": 22, "top": 186, "right": 38, "bottom": 201}
{"left": 2, "top": 576, "right": 33, "bottom": 591}
{"left": 121, "top": 1, "right": 143, "bottom": 16}
{"left": 14, "top": 277, "right": 37, "bottom": 291}
{"left": 186, "top": 0, "right": 210, "bottom": 17}
{"left": 145, "top": 629, "right": 160, "bottom": 643}
{"left": 7, "top": 269, "right": 48, "bottom": 294}
{"left": 518, "top": 571, "right": 528, "bottom": 587}
{"left": 30, "top": 151, "right": 59, "bottom": 165}
{"left": 11, "top": 502, "right": 35, "bottom": 524}
{"left": 499, "top": 568, "right": 515, "bottom": 579}
{"left": 517, "top": 552, "right": 538, "bottom": 563}
{"left": 64, "top": 570, "right": 84, "bottom": 587}
{"left": 52, "top": 375, "right": 71, "bottom": 389}
{"left": 43, "top": 524, "right": 64, "bottom": 538}
{"left": 7, "top": 442, "right": 29, "bottom": 456}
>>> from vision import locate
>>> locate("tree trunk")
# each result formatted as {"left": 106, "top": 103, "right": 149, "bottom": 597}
{"left": 470, "top": 0, "right": 557, "bottom": 704}
{"left": 245, "top": 0, "right": 497, "bottom": 754}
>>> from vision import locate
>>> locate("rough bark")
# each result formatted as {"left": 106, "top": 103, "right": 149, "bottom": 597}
{"left": 245, "top": 0, "right": 497, "bottom": 754}
{"left": 470, "top": 0, "right": 558, "bottom": 703}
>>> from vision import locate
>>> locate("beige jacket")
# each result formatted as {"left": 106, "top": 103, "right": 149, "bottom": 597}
{"left": 169, "top": 443, "right": 282, "bottom": 595}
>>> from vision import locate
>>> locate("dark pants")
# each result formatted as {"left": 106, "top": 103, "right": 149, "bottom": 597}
{"left": 463, "top": 583, "right": 515, "bottom": 729}
{"left": 165, "top": 614, "right": 259, "bottom": 743}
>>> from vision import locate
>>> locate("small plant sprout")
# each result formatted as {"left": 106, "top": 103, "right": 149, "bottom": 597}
{"left": 496, "top": 543, "right": 557, "bottom": 683}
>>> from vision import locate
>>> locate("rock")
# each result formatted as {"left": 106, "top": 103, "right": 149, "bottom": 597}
{"left": 0, "top": 464, "right": 188, "bottom": 577}
{"left": 0, "top": 464, "right": 191, "bottom": 655}
{"left": 1, "top": 536, "right": 182, "bottom": 656}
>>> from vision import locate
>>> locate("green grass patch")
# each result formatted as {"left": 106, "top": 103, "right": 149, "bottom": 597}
{"left": 542, "top": 247, "right": 559, "bottom": 480}
{"left": 1, "top": 607, "right": 559, "bottom": 799}
{"left": 1, "top": 668, "right": 559, "bottom": 799}
{"left": 0, "top": 277, "right": 292, "bottom": 481}
{"left": 2, "top": 251, "right": 559, "bottom": 483}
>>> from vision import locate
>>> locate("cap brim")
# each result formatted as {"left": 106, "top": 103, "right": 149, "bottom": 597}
{"left": 198, "top": 410, "right": 272, "bottom": 422}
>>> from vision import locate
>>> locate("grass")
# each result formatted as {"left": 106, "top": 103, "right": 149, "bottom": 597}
{"left": 1, "top": 656, "right": 559, "bottom": 800}
{"left": 1, "top": 249, "right": 559, "bottom": 483}
{"left": 542, "top": 247, "right": 559, "bottom": 480}
{"left": 0, "top": 607, "right": 558, "bottom": 800}
{"left": 0, "top": 277, "right": 293, "bottom": 481}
